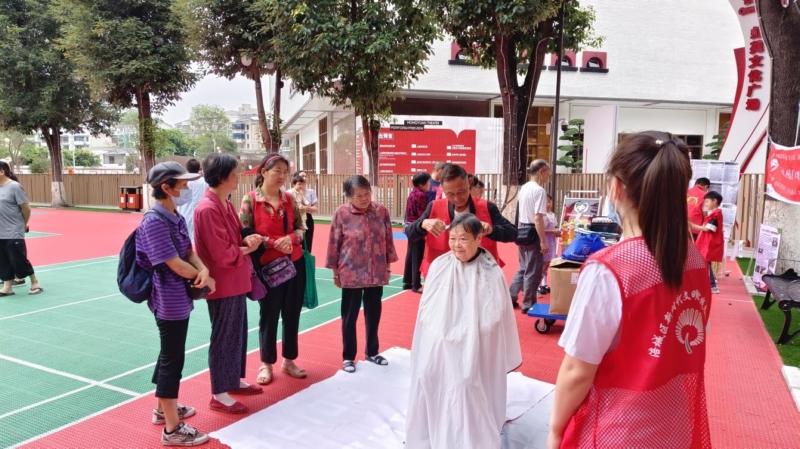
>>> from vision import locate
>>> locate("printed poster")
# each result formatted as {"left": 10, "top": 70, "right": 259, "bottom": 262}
{"left": 560, "top": 197, "right": 601, "bottom": 229}
{"left": 752, "top": 224, "right": 781, "bottom": 291}
{"left": 766, "top": 141, "right": 800, "bottom": 205}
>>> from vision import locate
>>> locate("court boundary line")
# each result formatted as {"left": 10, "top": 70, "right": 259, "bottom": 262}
{"left": 0, "top": 293, "right": 121, "bottom": 321}
{"left": 0, "top": 276, "right": 402, "bottom": 321}
{"left": 11, "top": 289, "right": 409, "bottom": 449}
{"left": 33, "top": 255, "right": 116, "bottom": 271}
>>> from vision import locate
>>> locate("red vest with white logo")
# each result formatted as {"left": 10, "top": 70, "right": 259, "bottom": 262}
{"left": 562, "top": 237, "right": 712, "bottom": 449}
{"left": 421, "top": 198, "right": 504, "bottom": 275}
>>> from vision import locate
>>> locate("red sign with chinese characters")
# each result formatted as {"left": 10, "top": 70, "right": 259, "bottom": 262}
{"left": 377, "top": 126, "right": 476, "bottom": 175}
{"left": 766, "top": 142, "right": 800, "bottom": 204}
{"left": 738, "top": 0, "right": 766, "bottom": 111}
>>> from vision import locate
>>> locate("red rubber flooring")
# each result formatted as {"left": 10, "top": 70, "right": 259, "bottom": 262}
{"left": 18, "top": 209, "right": 800, "bottom": 448}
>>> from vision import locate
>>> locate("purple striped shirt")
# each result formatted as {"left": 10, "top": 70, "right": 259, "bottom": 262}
{"left": 135, "top": 204, "right": 193, "bottom": 320}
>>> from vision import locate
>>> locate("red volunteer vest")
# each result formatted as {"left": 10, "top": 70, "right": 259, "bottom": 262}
{"left": 562, "top": 238, "right": 712, "bottom": 449}
{"left": 695, "top": 208, "right": 724, "bottom": 263}
{"left": 421, "top": 198, "right": 504, "bottom": 275}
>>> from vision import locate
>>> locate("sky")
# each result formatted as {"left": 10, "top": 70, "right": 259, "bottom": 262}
{"left": 158, "top": 74, "right": 262, "bottom": 126}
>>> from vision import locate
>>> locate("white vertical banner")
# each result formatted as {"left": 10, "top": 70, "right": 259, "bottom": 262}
{"left": 752, "top": 224, "right": 781, "bottom": 290}
{"left": 583, "top": 105, "right": 618, "bottom": 173}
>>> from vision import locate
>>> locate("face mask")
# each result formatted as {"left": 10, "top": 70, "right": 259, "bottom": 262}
{"left": 174, "top": 188, "right": 192, "bottom": 207}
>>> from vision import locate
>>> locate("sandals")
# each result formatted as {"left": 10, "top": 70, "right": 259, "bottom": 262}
{"left": 0, "top": 291, "right": 14, "bottom": 297}
{"left": 29, "top": 287, "right": 43, "bottom": 295}
{"left": 366, "top": 355, "right": 389, "bottom": 366}
{"left": 281, "top": 361, "right": 308, "bottom": 379}
{"left": 342, "top": 360, "right": 356, "bottom": 373}
{"left": 256, "top": 365, "right": 273, "bottom": 385}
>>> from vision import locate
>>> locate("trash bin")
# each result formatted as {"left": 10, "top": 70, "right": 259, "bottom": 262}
{"left": 121, "top": 186, "right": 143, "bottom": 211}
{"left": 118, "top": 187, "right": 128, "bottom": 210}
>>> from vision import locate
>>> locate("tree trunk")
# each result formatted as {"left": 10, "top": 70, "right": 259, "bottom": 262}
{"left": 41, "top": 126, "right": 68, "bottom": 207}
{"left": 495, "top": 33, "right": 550, "bottom": 188}
{"left": 253, "top": 66, "right": 272, "bottom": 152}
{"left": 272, "top": 67, "right": 282, "bottom": 152}
{"left": 759, "top": 0, "right": 800, "bottom": 273}
{"left": 360, "top": 115, "right": 381, "bottom": 186}
{"left": 135, "top": 87, "right": 156, "bottom": 176}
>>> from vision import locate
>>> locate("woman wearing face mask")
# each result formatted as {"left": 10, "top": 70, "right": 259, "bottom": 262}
{"left": 135, "top": 162, "right": 215, "bottom": 446}
{"left": 240, "top": 154, "right": 307, "bottom": 386}
{"left": 548, "top": 132, "right": 712, "bottom": 449}
{"left": 194, "top": 154, "right": 265, "bottom": 415}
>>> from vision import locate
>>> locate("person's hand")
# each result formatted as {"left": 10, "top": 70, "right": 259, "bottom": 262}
{"left": 275, "top": 236, "right": 293, "bottom": 254}
{"left": 422, "top": 219, "right": 447, "bottom": 237}
{"left": 194, "top": 269, "right": 216, "bottom": 294}
{"left": 333, "top": 270, "right": 342, "bottom": 288}
{"left": 541, "top": 242, "right": 550, "bottom": 255}
{"left": 546, "top": 431, "right": 562, "bottom": 449}
{"left": 480, "top": 221, "right": 493, "bottom": 236}
{"left": 243, "top": 234, "right": 261, "bottom": 249}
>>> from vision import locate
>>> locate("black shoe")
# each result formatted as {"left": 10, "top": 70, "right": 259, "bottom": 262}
{"left": 402, "top": 284, "right": 412, "bottom": 290}
{"left": 537, "top": 286, "right": 548, "bottom": 295}
{"left": 512, "top": 301, "right": 520, "bottom": 309}
{"left": 521, "top": 307, "right": 530, "bottom": 314}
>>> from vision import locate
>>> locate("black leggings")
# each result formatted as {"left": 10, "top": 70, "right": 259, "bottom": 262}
{"left": 305, "top": 214, "right": 315, "bottom": 251}
{"left": 258, "top": 259, "right": 306, "bottom": 364}
{"left": 152, "top": 317, "right": 189, "bottom": 399}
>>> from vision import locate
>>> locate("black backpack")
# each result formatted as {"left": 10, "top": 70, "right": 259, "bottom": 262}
{"left": 117, "top": 211, "right": 167, "bottom": 303}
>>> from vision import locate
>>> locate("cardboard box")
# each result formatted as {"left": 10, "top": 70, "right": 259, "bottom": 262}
{"left": 548, "top": 258, "right": 583, "bottom": 315}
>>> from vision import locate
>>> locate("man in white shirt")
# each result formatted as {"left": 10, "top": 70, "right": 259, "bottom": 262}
{"left": 510, "top": 159, "right": 551, "bottom": 312}
{"left": 176, "top": 158, "right": 208, "bottom": 242}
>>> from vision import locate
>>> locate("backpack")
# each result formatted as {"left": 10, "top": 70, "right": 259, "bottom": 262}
{"left": 117, "top": 210, "right": 168, "bottom": 303}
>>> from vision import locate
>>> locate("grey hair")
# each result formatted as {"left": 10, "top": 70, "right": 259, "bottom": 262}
{"left": 450, "top": 213, "right": 483, "bottom": 238}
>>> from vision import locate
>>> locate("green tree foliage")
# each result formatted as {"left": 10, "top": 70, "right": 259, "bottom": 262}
{"left": 21, "top": 144, "right": 50, "bottom": 173}
{"left": 188, "top": 105, "right": 232, "bottom": 155}
{"left": 557, "top": 119, "right": 584, "bottom": 172}
{"left": 63, "top": 148, "right": 101, "bottom": 167}
{"left": 0, "top": 0, "right": 117, "bottom": 205}
{"left": 427, "top": 0, "right": 600, "bottom": 186}
{"left": 154, "top": 128, "right": 197, "bottom": 158}
{"left": 261, "top": 0, "right": 438, "bottom": 183}
{"left": 54, "top": 0, "right": 198, "bottom": 176}
{"left": 703, "top": 122, "right": 729, "bottom": 160}
{"left": 180, "top": 0, "right": 279, "bottom": 151}
{"left": 0, "top": 129, "right": 30, "bottom": 169}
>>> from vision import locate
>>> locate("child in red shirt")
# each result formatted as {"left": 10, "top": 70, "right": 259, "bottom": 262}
{"left": 692, "top": 191, "right": 724, "bottom": 294}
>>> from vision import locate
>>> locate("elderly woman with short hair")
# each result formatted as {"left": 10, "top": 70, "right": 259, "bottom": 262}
{"left": 326, "top": 175, "right": 398, "bottom": 373}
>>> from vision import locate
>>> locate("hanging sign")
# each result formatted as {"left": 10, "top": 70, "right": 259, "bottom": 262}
{"left": 766, "top": 141, "right": 800, "bottom": 204}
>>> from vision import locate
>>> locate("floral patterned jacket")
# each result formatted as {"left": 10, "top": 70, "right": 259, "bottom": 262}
{"left": 326, "top": 202, "right": 399, "bottom": 288}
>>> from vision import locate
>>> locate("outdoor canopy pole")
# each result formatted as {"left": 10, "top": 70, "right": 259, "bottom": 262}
{"left": 549, "top": 0, "right": 566, "bottom": 198}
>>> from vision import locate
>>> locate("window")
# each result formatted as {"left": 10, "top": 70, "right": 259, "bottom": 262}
{"left": 586, "top": 57, "right": 603, "bottom": 69}
{"left": 526, "top": 106, "right": 554, "bottom": 165}
{"left": 302, "top": 143, "right": 316, "bottom": 173}
{"left": 318, "top": 117, "right": 328, "bottom": 175}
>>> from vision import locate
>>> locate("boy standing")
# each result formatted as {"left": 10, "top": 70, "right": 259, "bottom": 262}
{"left": 693, "top": 191, "right": 724, "bottom": 294}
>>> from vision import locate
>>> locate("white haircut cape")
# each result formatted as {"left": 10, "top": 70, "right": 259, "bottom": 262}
{"left": 405, "top": 250, "right": 522, "bottom": 449}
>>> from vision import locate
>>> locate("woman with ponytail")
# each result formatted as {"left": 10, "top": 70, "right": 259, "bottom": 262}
{"left": 0, "top": 161, "right": 42, "bottom": 296}
{"left": 548, "top": 132, "right": 712, "bottom": 449}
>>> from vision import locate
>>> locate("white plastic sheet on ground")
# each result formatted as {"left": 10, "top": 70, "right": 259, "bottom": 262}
{"left": 210, "top": 347, "right": 554, "bottom": 449}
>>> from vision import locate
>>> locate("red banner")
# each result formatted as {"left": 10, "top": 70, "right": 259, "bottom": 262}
{"left": 766, "top": 141, "right": 800, "bottom": 204}
{"left": 377, "top": 127, "right": 476, "bottom": 175}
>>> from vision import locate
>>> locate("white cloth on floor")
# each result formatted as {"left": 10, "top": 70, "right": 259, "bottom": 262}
{"left": 405, "top": 251, "right": 523, "bottom": 449}
{"left": 210, "top": 348, "right": 551, "bottom": 449}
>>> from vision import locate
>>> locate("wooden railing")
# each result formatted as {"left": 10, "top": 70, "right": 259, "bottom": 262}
{"left": 17, "top": 172, "right": 766, "bottom": 247}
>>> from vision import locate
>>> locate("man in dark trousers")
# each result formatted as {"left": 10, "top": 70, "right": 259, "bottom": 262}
{"left": 405, "top": 163, "right": 516, "bottom": 281}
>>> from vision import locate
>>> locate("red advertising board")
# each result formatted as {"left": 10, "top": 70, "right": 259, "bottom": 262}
{"left": 377, "top": 121, "right": 476, "bottom": 174}
{"left": 766, "top": 141, "right": 800, "bottom": 204}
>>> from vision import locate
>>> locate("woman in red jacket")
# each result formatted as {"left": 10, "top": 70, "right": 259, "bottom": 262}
{"left": 240, "top": 154, "right": 307, "bottom": 386}
{"left": 548, "top": 132, "right": 712, "bottom": 449}
{"left": 194, "top": 153, "right": 264, "bottom": 414}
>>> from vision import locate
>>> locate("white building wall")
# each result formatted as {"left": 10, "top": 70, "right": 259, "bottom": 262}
{"left": 411, "top": 0, "right": 743, "bottom": 105}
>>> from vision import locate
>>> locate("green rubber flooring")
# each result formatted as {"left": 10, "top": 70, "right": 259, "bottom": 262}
{"left": 0, "top": 256, "right": 403, "bottom": 448}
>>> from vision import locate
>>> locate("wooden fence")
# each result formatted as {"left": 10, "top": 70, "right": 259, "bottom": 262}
{"left": 17, "top": 172, "right": 766, "bottom": 247}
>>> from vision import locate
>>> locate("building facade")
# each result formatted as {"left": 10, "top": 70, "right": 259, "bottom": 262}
{"left": 275, "top": 0, "right": 749, "bottom": 175}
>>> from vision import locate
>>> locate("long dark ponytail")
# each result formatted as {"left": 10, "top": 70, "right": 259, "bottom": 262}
{"left": 0, "top": 161, "right": 19, "bottom": 182}
{"left": 607, "top": 131, "right": 692, "bottom": 289}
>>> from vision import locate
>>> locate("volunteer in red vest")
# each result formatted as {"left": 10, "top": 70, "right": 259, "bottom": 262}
{"left": 548, "top": 131, "right": 712, "bottom": 449}
{"left": 687, "top": 177, "right": 710, "bottom": 240}
{"left": 405, "top": 163, "right": 516, "bottom": 279}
